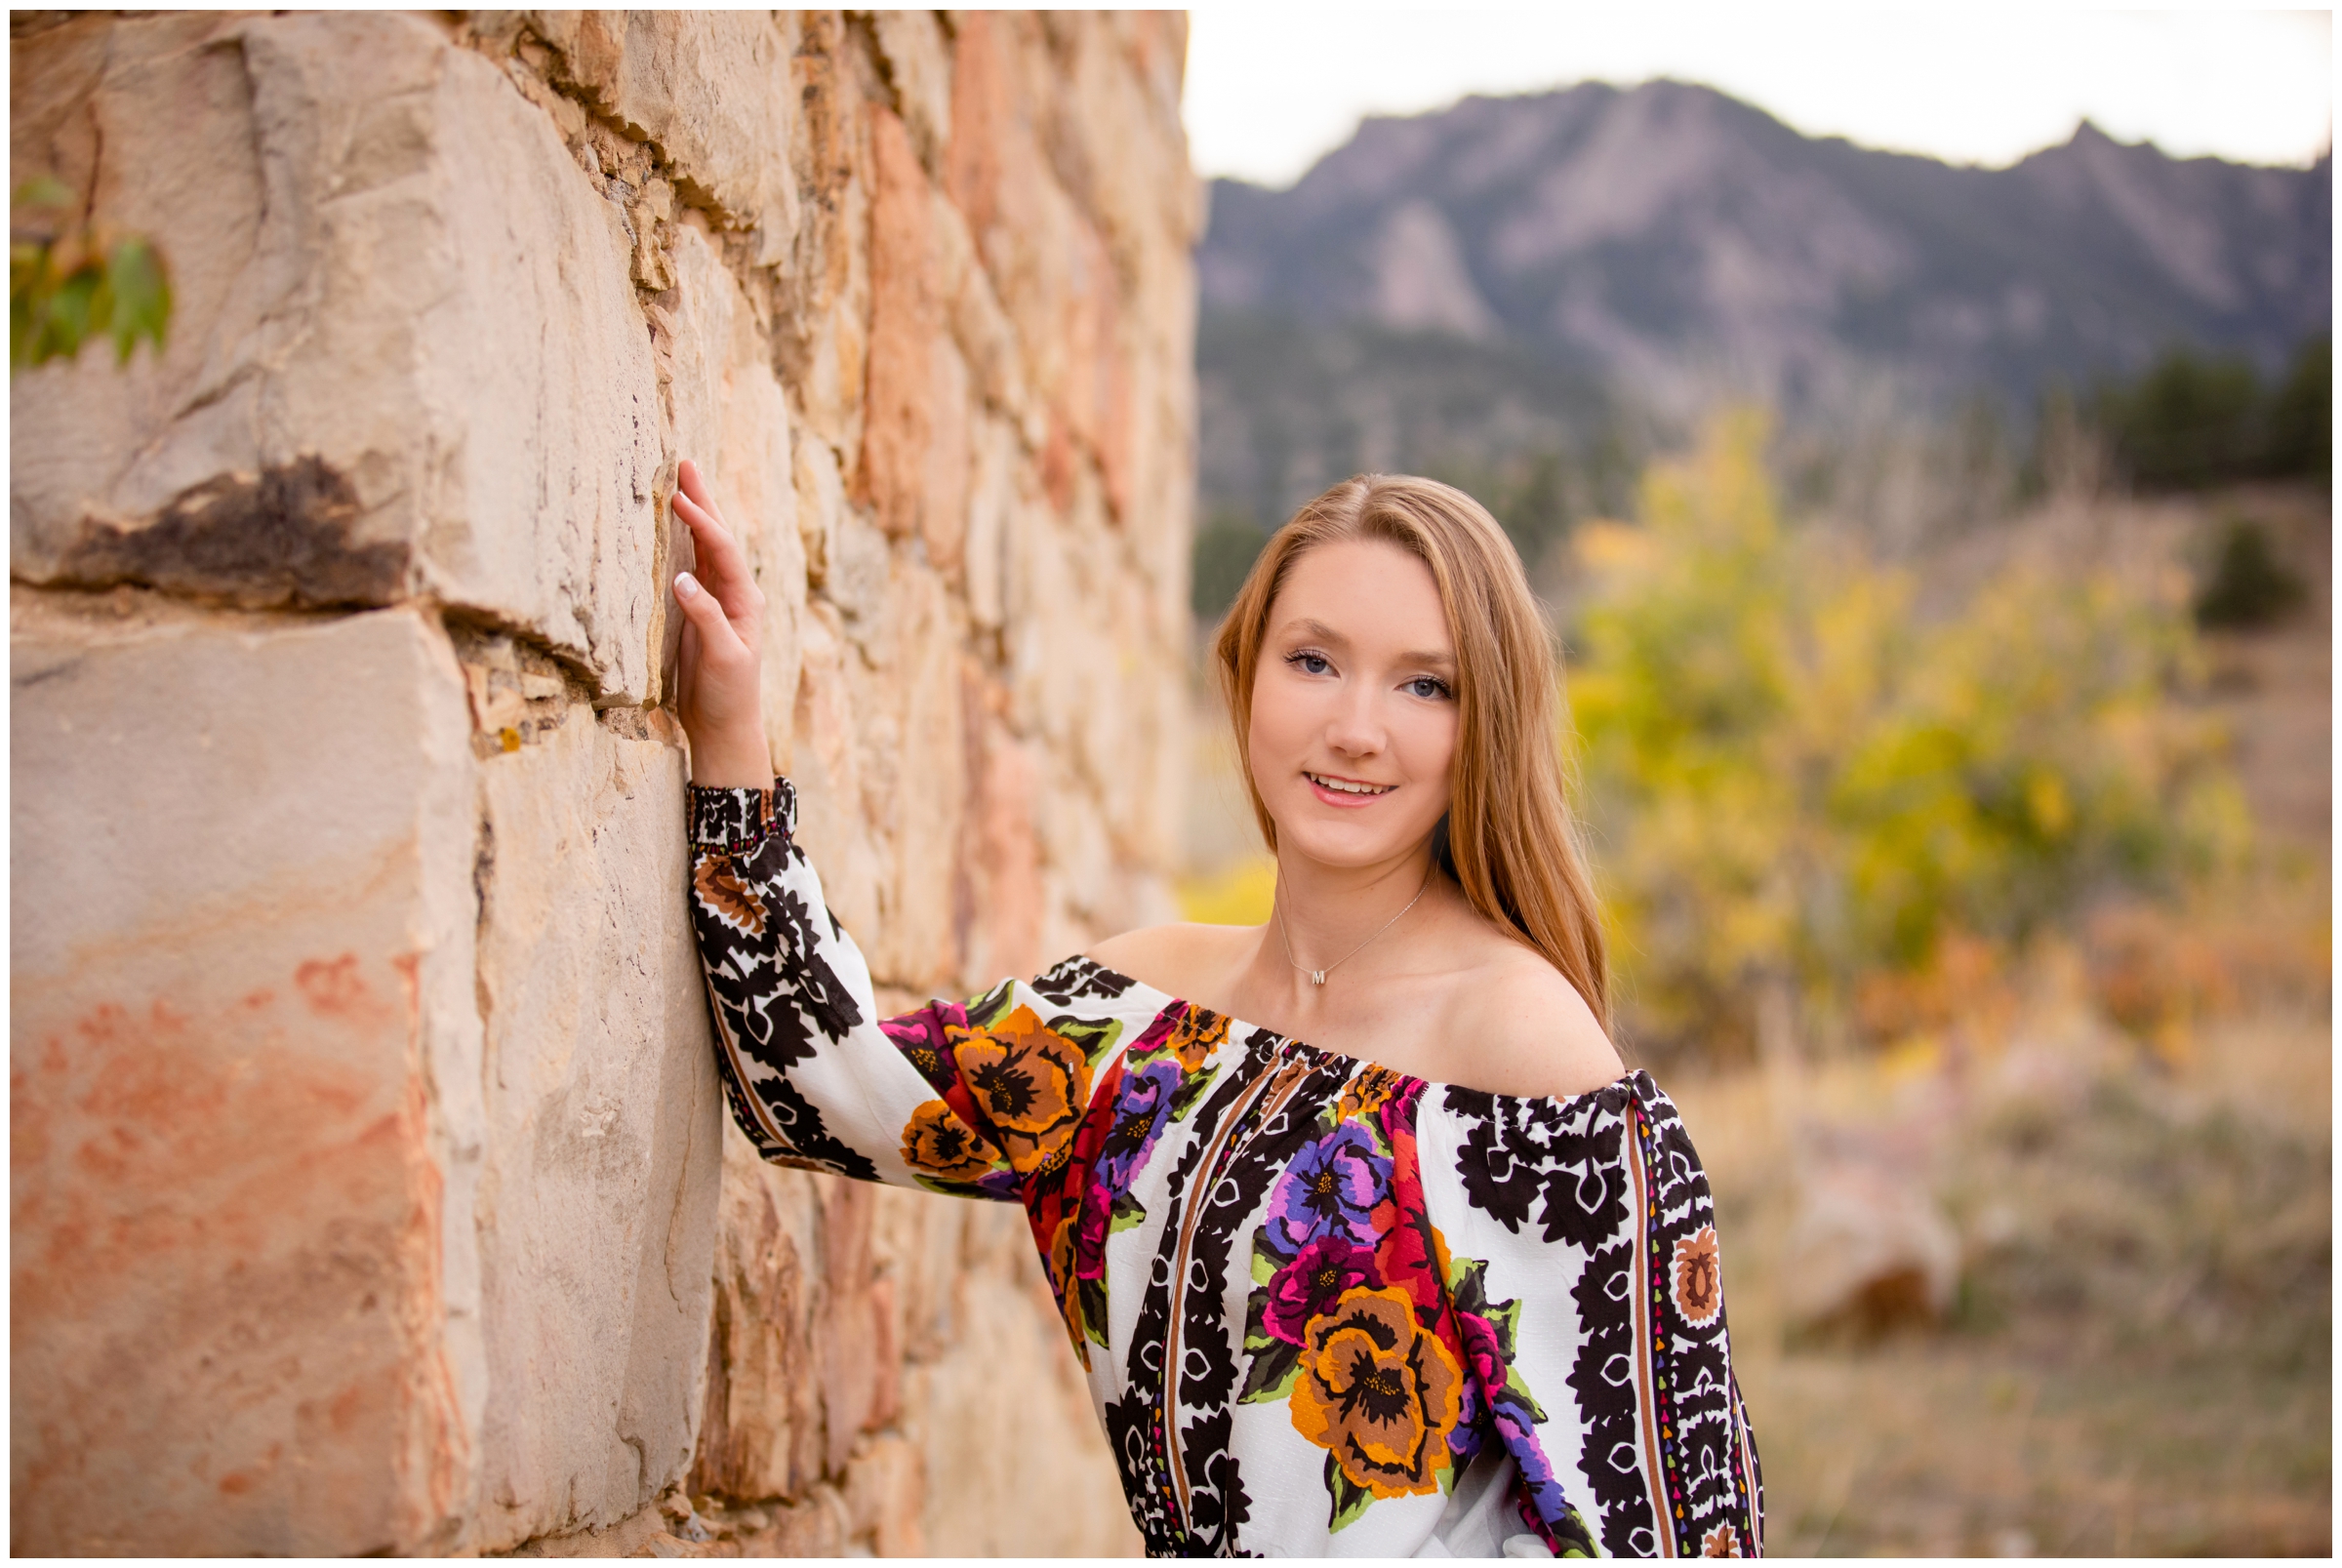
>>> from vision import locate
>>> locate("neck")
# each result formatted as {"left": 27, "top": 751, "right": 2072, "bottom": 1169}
{"left": 1272, "top": 841, "right": 1438, "bottom": 975}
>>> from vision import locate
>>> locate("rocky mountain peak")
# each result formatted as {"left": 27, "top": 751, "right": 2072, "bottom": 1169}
{"left": 1201, "top": 81, "right": 2329, "bottom": 414}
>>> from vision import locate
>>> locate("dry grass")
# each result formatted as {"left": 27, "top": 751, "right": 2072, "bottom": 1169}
{"left": 1675, "top": 1002, "right": 2331, "bottom": 1556}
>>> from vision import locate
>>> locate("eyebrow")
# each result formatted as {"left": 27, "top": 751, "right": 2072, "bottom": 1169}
{"left": 1276, "top": 618, "right": 1456, "bottom": 671}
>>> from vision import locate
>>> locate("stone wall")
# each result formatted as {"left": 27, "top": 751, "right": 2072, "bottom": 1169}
{"left": 10, "top": 11, "right": 1194, "bottom": 1555}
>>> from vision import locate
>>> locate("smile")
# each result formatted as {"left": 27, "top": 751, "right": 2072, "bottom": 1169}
{"left": 1306, "top": 773, "right": 1394, "bottom": 796}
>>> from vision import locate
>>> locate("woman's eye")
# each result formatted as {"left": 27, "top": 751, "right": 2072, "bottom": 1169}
{"left": 1288, "top": 651, "right": 1331, "bottom": 676}
{"left": 1407, "top": 676, "right": 1451, "bottom": 700}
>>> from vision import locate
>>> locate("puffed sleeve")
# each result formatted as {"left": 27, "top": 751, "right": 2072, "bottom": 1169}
{"left": 1417, "top": 1071, "right": 1764, "bottom": 1557}
{"left": 688, "top": 776, "right": 1041, "bottom": 1200}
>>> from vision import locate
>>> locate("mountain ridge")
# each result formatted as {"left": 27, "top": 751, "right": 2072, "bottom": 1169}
{"left": 1199, "top": 80, "right": 2330, "bottom": 416}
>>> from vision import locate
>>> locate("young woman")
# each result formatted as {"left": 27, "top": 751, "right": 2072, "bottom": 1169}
{"left": 671, "top": 462, "right": 1762, "bottom": 1557}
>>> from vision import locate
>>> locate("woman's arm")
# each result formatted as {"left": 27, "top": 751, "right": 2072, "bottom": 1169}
{"left": 669, "top": 463, "right": 1027, "bottom": 1199}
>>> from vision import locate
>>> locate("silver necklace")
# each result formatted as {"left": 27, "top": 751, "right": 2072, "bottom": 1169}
{"left": 1274, "top": 862, "right": 1435, "bottom": 985}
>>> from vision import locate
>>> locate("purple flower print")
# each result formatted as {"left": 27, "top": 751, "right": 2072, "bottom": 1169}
{"left": 1490, "top": 1393, "right": 1567, "bottom": 1532}
{"left": 1095, "top": 1057, "right": 1180, "bottom": 1197}
{"left": 1263, "top": 1121, "right": 1393, "bottom": 1256}
{"left": 1262, "top": 1235, "right": 1382, "bottom": 1345}
{"left": 1074, "top": 1056, "right": 1182, "bottom": 1277}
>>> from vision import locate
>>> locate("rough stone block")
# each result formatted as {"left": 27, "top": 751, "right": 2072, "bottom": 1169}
{"left": 865, "top": 107, "right": 972, "bottom": 568}
{"left": 10, "top": 597, "right": 484, "bottom": 1555}
{"left": 692, "top": 1130, "right": 826, "bottom": 1504}
{"left": 526, "top": 10, "right": 800, "bottom": 268}
{"left": 464, "top": 684, "right": 722, "bottom": 1552}
{"left": 9, "top": 12, "right": 664, "bottom": 700}
{"left": 905, "top": 1239, "right": 1142, "bottom": 1557}
{"left": 868, "top": 12, "right": 954, "bottom": 183}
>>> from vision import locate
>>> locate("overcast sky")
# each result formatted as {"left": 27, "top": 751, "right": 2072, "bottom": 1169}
{"left": 1185, "top": 8, "right": 2335, "bottom": 188}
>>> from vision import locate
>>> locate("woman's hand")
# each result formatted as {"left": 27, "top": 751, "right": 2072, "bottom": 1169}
{"left": 667, "top": 459, "right": 773, "bottom": 787}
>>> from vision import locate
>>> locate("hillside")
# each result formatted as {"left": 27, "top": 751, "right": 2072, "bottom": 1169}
{"left": 1196, "top": 80, "right": 2331, "bottom": 543}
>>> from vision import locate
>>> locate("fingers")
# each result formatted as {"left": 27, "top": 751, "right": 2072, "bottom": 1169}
{"left": 671, "top": 570, "right": 747, "bottom": 664}
{"left": 670, "top": 462, "right": 761, "bottom": 615}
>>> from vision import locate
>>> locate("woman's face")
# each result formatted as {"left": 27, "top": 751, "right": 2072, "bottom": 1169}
{"left": 1248, "top": 538, "right": 1459, "bottom": 872}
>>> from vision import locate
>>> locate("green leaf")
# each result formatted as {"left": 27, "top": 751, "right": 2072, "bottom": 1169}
{"left": 1553, "top": 1507, "right": 1600, "bottom": 1557}
{"left": 104, "top": 237, "right": 170, "bottom": 364}
{"left": 1498, "top": 1371, "right": 1550, "bottom": 1427}
{"left": 1447, "top": 1250, "right": 1487, "bottom": 1306}
{"left": 1168, "top": 1063, "right": 1219, "bottom": 1122}
{"left": 1108, "top": 1190, "right": 1149, "bottom": 1234}
{"left": 45, "top": 263, "right": 102, "bottom": 363}
{"left": 9, "top": 208, "right": 172, "bottom": 375}
{"left": 964, "top": 979, "right": 1019, "bottom": 1027}
{"left": 1483, "top": 1294, "right": 1523, "bottom": 1358}
{"left": 1046, "top": 1012, "right": 1121, "bottom": 1065}
{"left": 1325, "top": 1456, "right": 1377, "bottom": 1533}
{"left": 12, "top": 175, "right": 74, "bottom": 212}
{"left": 1236, "top": 1336, "right": 1301, "bottom": 1405}
{"left": 1078, "top": 1275, "right": 1110, "bottom": 1347}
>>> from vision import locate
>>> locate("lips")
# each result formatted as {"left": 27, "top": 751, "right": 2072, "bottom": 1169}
{"left": 1307, "top": 772, "right": 1394, "bottom": 798}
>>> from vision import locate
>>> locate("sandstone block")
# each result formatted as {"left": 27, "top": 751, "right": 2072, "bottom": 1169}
{"left": 768, "top": 20, "right": 872, "bottom": 459}
{"left": 961, "top": 415, "right": 1021, "bottom": 632}
{"left": 906, "top": 1253, "right": 1141, "bottom": 1557}
{"left": 944, "top": 17, "right": 1133, "bottom": 522}
{"left": 9, "top": 13, "right": 664, "bottom": 700}
{"left": 965, "top": 703, "right": 1047, "bottom": 988}
{"left": 867, "top": 11, "right": 954, "bottom": 182}
{"left": 869, "top": 564, "right": 970, "bottom": 992}
{"left": 526, "top": 10, "right": 800, "bottom": 269}
{"left": 692, "top": 1130, "right": 826, "bottom": 1504}
{"left": 864, "top": 108, "right": 973, "bottom": 569}
{"left": 785, "top": 601, "right": 886, "bottom": 945}
{"left": 464, "top": 685, "right": 722, "bottom": 1551}
{"left": 11, "top": 598, "right": 484, "bottom": 1555}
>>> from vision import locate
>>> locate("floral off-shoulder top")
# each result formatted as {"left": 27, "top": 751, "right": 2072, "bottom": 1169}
{"left": 688, "top": 780, "right": 1763, "bottom": 1559}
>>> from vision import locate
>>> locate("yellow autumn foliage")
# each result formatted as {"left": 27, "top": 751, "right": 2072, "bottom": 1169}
{"left": 1568, "top": 411, "right": 2250, "bottom": 1060}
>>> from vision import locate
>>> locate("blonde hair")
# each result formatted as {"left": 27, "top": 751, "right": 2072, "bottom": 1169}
{"left": 1213, "top": 474, "right": 1610, "bottom": 1028}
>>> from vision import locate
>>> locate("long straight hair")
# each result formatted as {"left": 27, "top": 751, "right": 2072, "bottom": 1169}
{"left": 1213, "top": 474, "right": 1610, "bottom": 1028}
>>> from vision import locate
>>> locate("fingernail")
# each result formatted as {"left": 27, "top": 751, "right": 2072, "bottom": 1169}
{"left": 674, "top": 572, "right": 700, "bottom": 599}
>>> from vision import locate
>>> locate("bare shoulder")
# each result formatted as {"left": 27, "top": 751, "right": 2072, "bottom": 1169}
{"left": 1442, "top": 939, "right": 1625, "bottom": 1100}
{"left": 1086, "top": 921, "right": 1255, "bottom": 1005}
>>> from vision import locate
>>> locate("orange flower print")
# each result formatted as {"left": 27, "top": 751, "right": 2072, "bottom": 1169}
{"left": 1288, "top": 1285, "right": 1461, "bottom": 1498}
{"left": 1164, "top": 1004, "right": 1230, "bottom": 1071}
{"left": 1674, "top": 1225, "right": 1723, "bottom": 1327}
{"left": 1335, "top": 1065, "right": 1404, "bottom": 1124}
{"left": 1702, "top": 1521, "right": 1742, "bottom": 1556}
{"left": 693, "top": 856, "right": 766, "bottom": 936}
{"left": 956, "top": 1005, "right": 1092, "bottom": 1176}
{"left": 899, "top": 1099, "right": 1002, "bottom": 1184}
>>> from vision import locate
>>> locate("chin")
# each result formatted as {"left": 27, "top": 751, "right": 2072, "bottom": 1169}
{"left": 1272, "top": 803, "right": 1437, "bottom": 870}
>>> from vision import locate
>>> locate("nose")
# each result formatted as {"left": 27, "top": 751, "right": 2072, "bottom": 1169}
{"left": 1322, "top": 681, "right": 1386, "bottom": 759}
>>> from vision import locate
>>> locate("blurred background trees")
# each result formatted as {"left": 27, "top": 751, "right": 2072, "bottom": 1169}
{"left": 1567, "top": 413, "right": 2252, "bottom": 1065}
{"left": 2092, "top": 335, "right": 2331, "bottom": 491}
